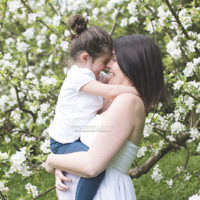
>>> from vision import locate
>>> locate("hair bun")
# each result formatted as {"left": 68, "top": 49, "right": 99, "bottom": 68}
{"left": 69, "top": 14, "right": 88, "bottom": 36}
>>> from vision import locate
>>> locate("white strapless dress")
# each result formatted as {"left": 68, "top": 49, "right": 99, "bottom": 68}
{"left": 57, "top": 115, "right": 139, "bottom": 200}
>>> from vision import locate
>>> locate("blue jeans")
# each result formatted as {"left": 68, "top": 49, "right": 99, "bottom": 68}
{"left": 50, "top": 138, "right": 105, "bottom": 200}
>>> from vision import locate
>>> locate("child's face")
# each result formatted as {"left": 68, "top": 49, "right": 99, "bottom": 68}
{"left": 91, "top": 53, "right": 111, "bottom": 76}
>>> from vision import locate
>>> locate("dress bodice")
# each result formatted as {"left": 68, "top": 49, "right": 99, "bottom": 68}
{"left": 80, "top": 115, "right": 139, "bottom": 174}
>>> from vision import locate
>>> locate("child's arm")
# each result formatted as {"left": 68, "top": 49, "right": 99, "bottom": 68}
{"left": 97, "top": 71, "right": 110, "bottom": 84}
{"left": 80, "top": 81, "right": 138, "bottom": 99}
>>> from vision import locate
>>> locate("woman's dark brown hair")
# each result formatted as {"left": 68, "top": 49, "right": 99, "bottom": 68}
{"left": 68, "top": 14, "right": 113, "bottom": 61}
{"left": 114, "top": 34, "right": 165, "bottom": 113}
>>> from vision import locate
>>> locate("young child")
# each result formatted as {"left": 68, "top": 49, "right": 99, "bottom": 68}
{"left": 48, "top": 14, "right": 137, "bottom": 200}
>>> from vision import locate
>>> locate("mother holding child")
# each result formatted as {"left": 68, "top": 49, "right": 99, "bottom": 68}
{"left": 45, "top": 14, "right": 165, "bottom": 200}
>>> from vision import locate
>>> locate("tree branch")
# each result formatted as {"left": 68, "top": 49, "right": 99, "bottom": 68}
{"left": 195, "top": 117, "right": 200, "bottom": 128}
{"left": 129, "top": 132, "right": 190, "bottom": 178}
{"left": 14, "top": 86, "right": 37, "bottom": 122}
{"left": 32, "top": 186, "right": 55, "bottom": 200}
{"left": 164, "top": 0, "right": 200, "bottom": 55}
{"left": 20, "top": 0, "right": 58, "bottom": 35}
{"left": 164, "top": 0, "right": 189, "bottom": 39}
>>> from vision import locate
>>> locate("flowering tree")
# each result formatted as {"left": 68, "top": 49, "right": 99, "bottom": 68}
{"left": 0, "top": 0, "right": 199, "bottom": 199}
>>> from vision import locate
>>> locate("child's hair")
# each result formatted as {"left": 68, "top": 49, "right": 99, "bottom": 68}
{"left": 68, "top": 14, "right": 113, "bottom": 62}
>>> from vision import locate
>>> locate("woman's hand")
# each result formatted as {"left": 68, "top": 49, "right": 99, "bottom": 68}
{"left": 55, "top": 169, "right": 72, "bottom": 191}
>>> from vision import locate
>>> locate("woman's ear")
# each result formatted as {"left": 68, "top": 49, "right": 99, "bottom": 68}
{"left": 80, "top": 52, "right": 89, "bottom": 63}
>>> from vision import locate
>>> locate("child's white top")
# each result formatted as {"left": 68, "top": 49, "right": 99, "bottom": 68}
{"left": 48, "top": 65, "right": 107, "bottom": 144}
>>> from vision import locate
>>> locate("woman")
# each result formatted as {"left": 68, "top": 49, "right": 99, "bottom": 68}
{"left": 45, "top": 34, "right": 165, "bottom": 199}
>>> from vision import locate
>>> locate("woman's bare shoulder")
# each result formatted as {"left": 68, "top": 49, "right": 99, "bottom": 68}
{"left": 113, "top": 93, "right": 145, "bottom": 114}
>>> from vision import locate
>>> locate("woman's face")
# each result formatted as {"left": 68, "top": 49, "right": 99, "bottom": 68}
{"left": 107, "top": 54, "right": 131, "bottom": 85}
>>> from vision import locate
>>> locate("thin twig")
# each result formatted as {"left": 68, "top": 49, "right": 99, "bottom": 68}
{"left": 195, "top": 118, "right": 200, "bottom": 128}
{"left": 110, "top": 6, "right": 121, "bottom": 35}
{"left": 184, "top": 92, "right": 200, "bottom": 102}
{"left": 0, "top": 0, "right": 8, "bottom": 31}
{"left": 183, "top": 144, "right": 190, "bottom": 169}
{"left": 0, "top": 191, "right": 7, "bottom": 200}
{"left": 47, "top": 1, "right": 58, "bottom": 15}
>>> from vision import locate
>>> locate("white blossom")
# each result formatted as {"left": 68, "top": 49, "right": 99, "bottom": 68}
{"left": 143, "top": 124, "right": 153, "bottom": 138}
{"left": 41, "top": 76, "right": 57, "bottom": 86}
{"left": 196, "top": 104, "right": 200, "bottom": 114}
{"left": 185, "top": 97, "right": 194, "bottom": 110}
{"left": 49, "top": 34, "right": 57, "bottom": 45}
{"left": 186, "top": 40, "right": 196, "bottom": 53}
{"left": 151, "top": 164, "right": 163, "bottom": 182}
{"left": 167, "top": 135, "right": 176, "bottom": 142}
{"left": 53, "top": 15, "right": 61, "bottom": 27}
{"left": 0, "top": 95, "right": 9, "bottom": 111}
{"left": 171, "top": 122, "right": 185, "bottom": 134}
{"left": 0, "top": 152, "right": 8, "bottom": 160}
{"left": 120, "top": 18, "right": 128, "bottom": 27}
{"left": 127, "top": 2, "right": 137, "bottom": 15}
{"left": 36, "top": 35, "right": 46, "bottom": 47}
{"left": 174, "top": 80, "right": 184, "bottom": 90}
{"left": 177, "top": 166, "right": 183, "bottom": 173}
{"left": 159, "top": 140, "right": 164, "bottom": 148}
{"left": 8, "top": 0, "right": 22, "bottom": 13}
{"left": 9, "top": 147, "right": 31, "bottom": 177}
{"left": 189, "top": 194, "right": 200, "bottom": 200}
{"left": 146, "top": 20, "right": 156, "bottom": 33}
{"left": 0, "top": 182, "right": 9, "bottom": 192}
{"left": 23, "top": 27, "right": 34, "bottom": 40}
{"left": 3, "top": 53, "right": 12, "bottom": 60}
{"left": 157, "top": 5, "right": 170, "bottom": 21}
{"left": 184, "top": 173, "right": 191, "bottom": 181}
{"left": 137, "top": 146, "right": 147, "bottom": 158}
{"left": 40, "top": 139, "right": 51, "bottom": 153}
{"left": 5, "top": 38, "right": 15, "bottom": 46}
{"left": 129, "top": 16, "right": 138, "bottom": 24}
{"left": 196, "top": 143, "right": 200, "bottom": 153}
{"left": 100, "top": 7, "right": 107, "bottom": 14}
{"left": 166, "top": 179, "right": 173, "bottom": 188}
{"left": 37, "top": 10, "right": 45, "bottom": 18}
{"left": 28, "top": 13, "right": 38, "bottom": 24}
{"left": 179, "top": 9, "right": 192, "bottom": 29}
{"left": 14, "top": 8, "right": 26, "bottom": 20}
{"left": 16, "top": 40, "right": 29, "bottom": 52}
{"left": 189, "top": 128, "right": 200, "bottom": 141}
{"left": 10, "top": 147, "right": 26, "bottom": 166}
{"left": 64, "top": 30, "right": 70, "bottom": 37}
{"left": 92, "top": 8, "right": 99, "bottom": 16}
{"left": 5, "top": 136, "right": 11, "bottom": 143}
{"left": 60, "top": 41, "right": 69, "bottom": 51}
{"left": 21, "top": 135, "right": 36, "bottom": 142}
{"left": 40, "top": 103, "right": 50, "bottom": 113}
{"left": 166, "top": 38, "right": 181, "bottom": 59}
{"left": 25, "top": 183, "right": 38, "bottom": 198}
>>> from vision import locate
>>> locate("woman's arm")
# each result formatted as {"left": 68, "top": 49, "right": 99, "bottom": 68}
{"left": 46, "top": 93, "right": 144, "bottom": 177}
{"left": 80, "top": 81, "right": 138, "bottom": 99}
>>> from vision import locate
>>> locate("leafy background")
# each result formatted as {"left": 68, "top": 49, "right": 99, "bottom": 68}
{"left": 0, "top": 0, "right": 199, "bottom": 199}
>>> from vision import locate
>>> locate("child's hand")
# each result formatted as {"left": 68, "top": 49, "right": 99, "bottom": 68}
{"left": 55, "top": 169, "right": 72, "bottom": 191}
